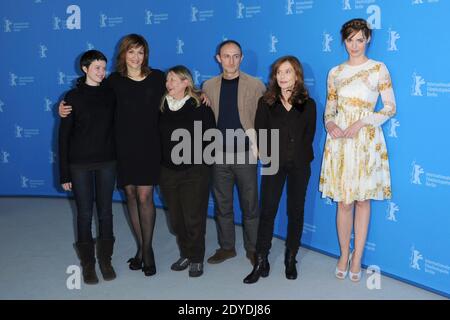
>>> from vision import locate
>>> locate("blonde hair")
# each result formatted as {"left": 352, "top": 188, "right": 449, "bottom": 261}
{"left": 160, "top": 65, "right": 202, "bottom": 112}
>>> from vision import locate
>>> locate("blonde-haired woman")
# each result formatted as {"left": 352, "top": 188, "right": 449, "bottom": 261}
{"left": 159, "top": 65, "right": 216, "bottom": 277}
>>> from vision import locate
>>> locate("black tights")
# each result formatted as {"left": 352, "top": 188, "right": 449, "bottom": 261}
{"left": 124, "top": 185, "right": 156, "bottom": 267}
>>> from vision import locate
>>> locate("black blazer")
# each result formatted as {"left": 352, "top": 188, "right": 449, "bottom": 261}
{"left": 254, "top": 96, "right": 316, "bottom": 167}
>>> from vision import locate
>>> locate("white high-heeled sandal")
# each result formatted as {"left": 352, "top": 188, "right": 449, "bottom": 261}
{"left": 349, "top": 254, "right": 362, "bottom": 282}
{"left": 349, "top": 266, "right": 362, "bottom": 282}
{"left": 335, "top": 251, "right": 353, "bottom": 280}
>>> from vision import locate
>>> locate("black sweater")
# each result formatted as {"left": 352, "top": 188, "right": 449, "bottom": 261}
{"left": 58, "top": 81, "right": 116, "bottom": 183}
{"left": 255, "top": 97, "right": 316, "bottom": 167}
{"left": 159, "top": 97, "right": 216, "bottom": 170}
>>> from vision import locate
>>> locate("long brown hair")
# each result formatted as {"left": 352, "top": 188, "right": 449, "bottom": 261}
{"left": 116, "top": 34, "right": 151, "bottom": 77}
{"left": 263, "top": 55, "right": 309, "bottom": 108}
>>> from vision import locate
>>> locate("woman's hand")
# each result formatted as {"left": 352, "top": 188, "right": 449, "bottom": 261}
{"left": 326, "top": 121, "right": 345, "bottom": 139}
{"left": 58, "top": 101, "right": 72, "bottom": 118}
{"left": 62, "top": 182, "right": 72, "bottom": 191}
{"left": 200, "top": 92, "right": 211, "bottom": 107}
{"left": 343, "top": 120, "right": 366, "bottom": 138}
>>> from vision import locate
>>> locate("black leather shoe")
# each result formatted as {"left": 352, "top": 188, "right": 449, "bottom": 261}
{"left": 285, "top": 249, "right": 298, "bottom": 280}
{"left": 142, "top": 247, "right": 156, "bottom": 276}
{"left": 243, "top": 254, "right": 270, "bottom": 284}
{"left": 127, "top": 257, "right": 142, "bottom": 270}
{"left": 142, "top": 265, "right": 156, "bottom": 276}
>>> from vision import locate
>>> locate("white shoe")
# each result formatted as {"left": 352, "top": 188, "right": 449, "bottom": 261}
{"left": 349, "top": 253, "right": 362, "bottom": 282}
{"left": 335, "top": 251, "right": 352, "bottom": 280}
{"left": 349, "top": 267, "right": 362, "bottom": 282}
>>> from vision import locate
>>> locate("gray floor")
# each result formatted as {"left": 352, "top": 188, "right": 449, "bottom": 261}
{"left": 0, "top": 197, "right": 446, "bottom": 300}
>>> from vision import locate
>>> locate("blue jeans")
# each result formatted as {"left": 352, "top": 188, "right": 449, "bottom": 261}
{"left": 70, "top": 162, "right": 116, "bottom": 242}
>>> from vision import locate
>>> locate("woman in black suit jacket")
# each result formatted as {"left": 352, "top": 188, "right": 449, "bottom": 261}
{"left": 244, "top": 56, "right": 316, "bottom": 284}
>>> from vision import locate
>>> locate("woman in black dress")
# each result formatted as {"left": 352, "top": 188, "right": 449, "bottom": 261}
{"left": 108, "top": 34, "right": 165, "bottom": 276}
{"left": 60, "top": 34, "right": 165, "bottom": 277}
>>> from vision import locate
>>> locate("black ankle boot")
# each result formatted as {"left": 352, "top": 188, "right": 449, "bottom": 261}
{"left": 96, "top": 238, "right": 116, "bottom": 281}
{"left": 285, "top": 249, "right": 298, "bottom": 280}
{"left": 75, "top": 241, "right": 99, "bottom": 284}
{"left": 243, "top": 254, "right": 270, "bottom": 284}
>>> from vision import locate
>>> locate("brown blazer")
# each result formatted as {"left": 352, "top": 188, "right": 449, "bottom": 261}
{"left": 202, "top": 71, "right": 266, "bottom": 132}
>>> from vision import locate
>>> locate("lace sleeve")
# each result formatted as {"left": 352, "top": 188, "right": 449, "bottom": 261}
{"left": 361, "top": 63, "right": 397, "bottom": 127}
{"left": 324, "top": 68, "right": 338, "bottom": 124}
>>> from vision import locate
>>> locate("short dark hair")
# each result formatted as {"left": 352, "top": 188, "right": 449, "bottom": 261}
{"left": 341, "top": 18, "right": 372, "bottom": 42}
{"left": 216, "top": 40, "right": 242, "bottom": 55}
{"left": 79, "top": 50, "right": 107, "bottom": 73}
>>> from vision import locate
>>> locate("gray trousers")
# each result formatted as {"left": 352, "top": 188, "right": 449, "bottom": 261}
{"left": 212, "top": 162, "right": 259, "bottom": 253}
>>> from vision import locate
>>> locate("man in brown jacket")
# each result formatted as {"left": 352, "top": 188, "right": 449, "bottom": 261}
{"left": 202, "top": 40, "right": 266, "bottom": 266}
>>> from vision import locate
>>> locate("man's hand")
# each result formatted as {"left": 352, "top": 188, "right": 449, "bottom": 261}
{"left": 200, "top": 93, "right": 211, "bottom": 107}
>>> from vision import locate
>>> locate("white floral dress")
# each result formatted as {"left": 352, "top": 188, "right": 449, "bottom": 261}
{"left": 319, "top": 59, "right": 396, "bottom": 204}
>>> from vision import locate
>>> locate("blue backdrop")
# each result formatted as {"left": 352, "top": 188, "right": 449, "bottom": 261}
{"left": 1, "top": 0, "right": 449, "bottom": 297}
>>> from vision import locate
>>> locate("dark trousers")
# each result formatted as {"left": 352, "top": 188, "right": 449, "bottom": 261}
{"left": 256, "top": 162, "right": 311, "bottom": 256}
{"left": 160, "top": 165, "right": 211, "bottom": 263}
{"left": 70, "top": 162, "right": 116, "bottom": 242}
{"left": 212, "top": 161, "right": 259, "bottom": 253}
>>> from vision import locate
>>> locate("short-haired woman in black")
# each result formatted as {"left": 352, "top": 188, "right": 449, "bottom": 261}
{"left": 244, "top": 56, "right": 316, "bottom": 284}
{"left": 59, "top": 50, "right": 117, "bottom": 284}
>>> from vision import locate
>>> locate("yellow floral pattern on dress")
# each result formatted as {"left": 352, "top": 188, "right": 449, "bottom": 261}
{"left": 375, "top": 143, "right": 382, "bottom": 152}
{"left": 378, "top": 81, "right": 392, "bottom": 91}
{"left": 339, "top": 96, "right": 374, "bottom": 109}
{"left": 319, "top": 60, "right": 396, "bottom": 204}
